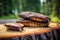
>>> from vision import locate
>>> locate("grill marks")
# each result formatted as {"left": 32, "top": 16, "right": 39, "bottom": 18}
{"left": 30, "top": 17, "right": 48, "bottom": 22}
{"left": 17, "top": 20, "right": 48, "bottom": 27}
{"left": 18, "top": 12, "right": 50, "bottom": 27}
{"left": 19, "top": 12, "right": 50, "bottom": 22}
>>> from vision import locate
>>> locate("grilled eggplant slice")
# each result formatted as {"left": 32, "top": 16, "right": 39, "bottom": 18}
{"left": 5, "top": 23, "right": 24, "bottom": 32}
{"left": 19, "top": 12, "right": 50, "bottom": 22}
{"left": 16, "top": 20, "right": 48, "bottom": 27}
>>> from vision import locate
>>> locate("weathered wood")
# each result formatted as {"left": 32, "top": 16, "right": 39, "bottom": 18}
{"left": 0, "top": 24, "right": 52, "bottom": 38}
{"left": 49, "top": 22, "right": 60, "bottom": 29}
{"left": 0, "top": 22, "right": 60, "bottom": 39}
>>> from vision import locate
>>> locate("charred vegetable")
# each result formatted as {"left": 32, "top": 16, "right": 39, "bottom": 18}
{"left": 19, "top": 12, "right": 50, "bottom": 23}
{"left": 17, "top": 20, "right": 48, "bottom": 27}
{"left": 5, "top": 23, "right": 24, "bottom": 32}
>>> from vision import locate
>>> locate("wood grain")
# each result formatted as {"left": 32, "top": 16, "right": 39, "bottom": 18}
{"left": 0, "top": 25, "right": 52, "bottom": 38}
{"left": 0, "top": 22, "right": 60, "bottom": 38}
{"left": 49, "top": 22, "right": 60, "bottom": 29}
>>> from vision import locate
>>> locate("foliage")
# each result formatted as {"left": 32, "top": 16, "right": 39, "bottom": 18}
{"left": 0, "top": 0, "right": 60, "bottom": 22}
{"left": 50, "top": 0, "right": 60, "bottom": 22}
{"left": 0, "top": 14, "right": 19, "bottom": 19}
{"left": 22, "top": 0, "right": 40, "bottom": 13}
{"left": 0, "top": 0, "right": 12, "bottom": 16}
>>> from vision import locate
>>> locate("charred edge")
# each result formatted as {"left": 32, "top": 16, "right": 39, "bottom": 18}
{"left": 17, "top": 22, "right": 48, "bottom": 27}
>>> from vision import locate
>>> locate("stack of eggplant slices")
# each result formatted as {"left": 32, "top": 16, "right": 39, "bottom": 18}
{"left": 4, "top": 12, "right": 50, "bottom": 32}
{"left": 17, "top": 12, "right": 50, "bottom": 27}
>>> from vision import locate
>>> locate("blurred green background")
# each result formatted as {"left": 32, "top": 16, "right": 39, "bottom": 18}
{"left": 0, "top": 0, "right": 60, "bottom": 22}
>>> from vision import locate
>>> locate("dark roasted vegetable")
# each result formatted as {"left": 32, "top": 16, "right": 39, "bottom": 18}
{"left": 19, "top": 12, "right": 50, "bottom": 22}
{"left": 5, "top": 23, "right": 24, "bottom": 32}
{"left": 16, "top": 20, "right": 49, "bottom": 27}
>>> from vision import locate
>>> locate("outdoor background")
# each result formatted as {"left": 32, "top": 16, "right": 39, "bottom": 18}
{"left": 0, "top": 0, "right": 60, "bottom": 22}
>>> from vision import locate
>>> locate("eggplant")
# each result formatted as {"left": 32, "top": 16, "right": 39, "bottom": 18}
{"left": 5, "top": 23, "right": 24, "bottom": 32}
{"left": 16, "top": 20, "right": 49, "bottom": 27}
{"left": 19, "top": 12, "right": 50, "bottom": 23}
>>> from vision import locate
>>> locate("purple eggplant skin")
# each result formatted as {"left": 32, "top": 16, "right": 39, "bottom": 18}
{"left": 12, "top": 26, "right": 24, "bottom": 32}
{"left": 5, "top": 24, "right": 24, "bottom": 32}
{"left": 10, "top": 26, "right": 20, "bottom": 31}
